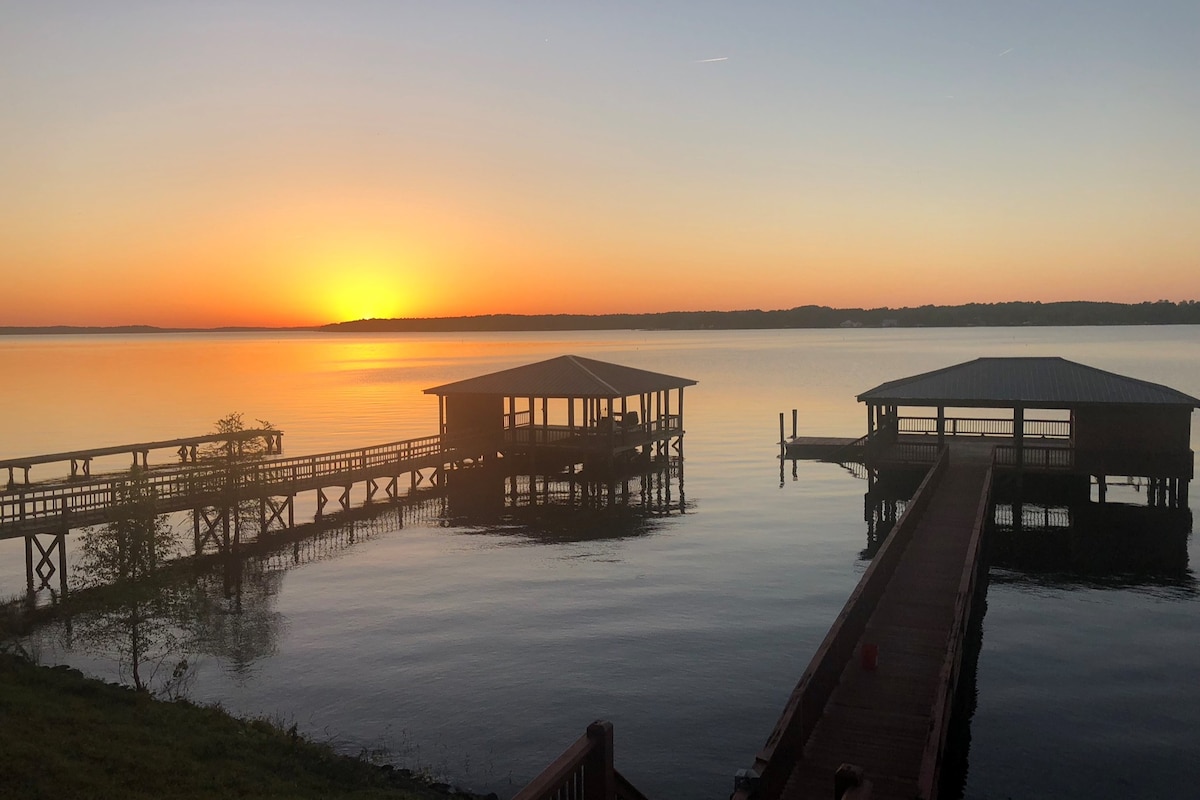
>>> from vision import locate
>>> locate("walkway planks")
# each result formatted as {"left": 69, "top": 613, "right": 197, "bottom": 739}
{"left": 736, "top": 444, "right": 993, "bottom": 800}
{"left": 782, "top": 446, "right": 991, "bottom": 800}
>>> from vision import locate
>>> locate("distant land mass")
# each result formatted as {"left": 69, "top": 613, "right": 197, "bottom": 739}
{"left": 323, "top": 301, "right": 1200, "bottom": 332}
{"left": 0, "top": 325, "right": 309, "bottom": 336}
{"left": 3, "top": 301, "right": 1199, "bottom": 336}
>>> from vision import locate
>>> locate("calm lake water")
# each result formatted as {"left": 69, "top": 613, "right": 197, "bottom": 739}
{"left": 1, "top": 327, "right": 1198, "bottom": 799}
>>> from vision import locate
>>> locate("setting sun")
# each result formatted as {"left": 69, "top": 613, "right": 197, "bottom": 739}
{"left": 327, "top": 273, "right": 407, "bottom": 323}
{"left": 284, "top": 236, "right": 431, "bottom": 324}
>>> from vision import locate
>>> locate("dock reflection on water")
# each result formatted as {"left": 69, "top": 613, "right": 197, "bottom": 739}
{"left": 4, "top": 456, "right": 686, "bottom": 696}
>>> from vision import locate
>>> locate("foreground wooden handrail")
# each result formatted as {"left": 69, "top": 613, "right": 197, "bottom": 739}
{"left": 513, "top": 720, "right": 649, "bottom": 800}
{"left": 511, "top": 726, "right": 598, "bottom": 800}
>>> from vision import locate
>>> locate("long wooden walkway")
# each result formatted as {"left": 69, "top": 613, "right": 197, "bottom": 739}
{"left": 0, "top": 434, "right": 458, "bottom": 539}
{"left": 0, "top": 429, "right": 282, "bottom": 486}
{"left": 736, "top": 444, "right": 993, "bottom": 800}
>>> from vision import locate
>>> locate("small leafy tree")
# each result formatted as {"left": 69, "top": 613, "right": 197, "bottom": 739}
{"left": 202, "top": 412, "right": 278, "bottom": 461}
{"left": 197, "top": 413, "right": 279, "bottom": 550}
{"left": 72, "top": 478, "right": 192, "bottom": 693}
{"left": 76, "top": 482, "right": 175, "bottom": 584}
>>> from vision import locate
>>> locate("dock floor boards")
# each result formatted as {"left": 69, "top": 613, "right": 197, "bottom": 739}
{"left": 781, "top": 446, "right": 991, "bottom": 800}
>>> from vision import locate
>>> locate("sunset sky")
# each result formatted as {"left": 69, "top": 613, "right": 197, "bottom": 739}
{"left": 3, "top": 2, "right": 1198, "bottom": 327}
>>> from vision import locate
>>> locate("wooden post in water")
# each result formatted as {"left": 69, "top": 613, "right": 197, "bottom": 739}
{"left": 791, "top": 408, "right": 798, "bottom": 440}
{"left": 779, "top": 413, "right": 786, "bottom": 455}
{"left": 57, "top": 531, "right": 68, "bottom": 597}
{"left": 24, "top": 535, "right": 34, "bottom": 594}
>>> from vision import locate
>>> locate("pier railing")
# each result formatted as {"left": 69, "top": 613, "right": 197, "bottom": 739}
{"left": 878, "top": 441, "right": 942, "bottom": 464}
{"left": 504, "top": 416, "right": 684, "bottom": 450}
{"left": 994, "top": 503, "right": 1071, "bottom": 531}
{"left": 0, "top": 434, "right": 455, "bottom": 535}
{"left": 993, "top": 444, "right": 1074, "bottom": 471}
{"left": 513, "top": 721, "right": 651, "bottom": 800}
{"left": 243, "top": 435, "right": 446, "bottom": 486}
{"left": 898, "top": 416, "right": 1070, "bottom": 439}
{"left": 1, "top": 428, "right": 283, "bottom": 487}
{"left": 733, "top": 447, "right": 950, "bottom": 800}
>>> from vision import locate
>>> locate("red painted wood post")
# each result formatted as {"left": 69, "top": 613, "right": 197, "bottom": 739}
{"left": 584, "top": 720, "right": 615, "bottom": 800}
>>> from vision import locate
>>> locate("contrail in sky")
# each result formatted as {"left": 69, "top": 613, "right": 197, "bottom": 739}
{"left": 999, "top": 48, "right": 1014, "bottom": 56}
{"left": 696, "top": 56, "right": 729, "bottom": 63}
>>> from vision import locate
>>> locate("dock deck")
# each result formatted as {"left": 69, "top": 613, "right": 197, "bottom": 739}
{"left": 737, "top": 443, "right": 993, "bottom": 800}
{"left": 786, "top": 448, "right": 990, "bottom": 799}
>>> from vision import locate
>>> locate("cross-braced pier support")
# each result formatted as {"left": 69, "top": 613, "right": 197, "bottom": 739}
{"left": 259, "top": 495, "right": 295, "bottom": 536}
{"left": 24, "top": 531, "right": 68, "bottom": 599}
{"left": 194, "top": 506, "right": 235, "bottom": 554}
{"left": 316, "top": 486, "right": 353, "bottom": 517}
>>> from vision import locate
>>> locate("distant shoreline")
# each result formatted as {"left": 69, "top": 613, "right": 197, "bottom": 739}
{"left": 3, "top": 301, "right": 1199, "bottom": 336}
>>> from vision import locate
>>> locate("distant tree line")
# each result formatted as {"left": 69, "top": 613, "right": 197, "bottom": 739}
{"left": 322, "top": 300, "right": 1200, "bottom": 332}
{"left": 4, "top": 300, "right": 1199, "bottom": 336}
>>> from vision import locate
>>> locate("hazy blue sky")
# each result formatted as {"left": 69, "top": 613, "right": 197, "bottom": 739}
{"left": 3, "top": 2, "right": 1198, "bottom": 325}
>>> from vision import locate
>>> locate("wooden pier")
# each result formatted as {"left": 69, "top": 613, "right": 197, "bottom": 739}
{"left": 733, "top": 358, "right": 1198, "bottom": 800}
{"left": 735, "top": 445, "right": 991, "bottom": 800}
{"left": 0, "top": 351, "right": 698, "bottom": 604}
{"left": 0, "top": 432, "right": 474, "bottom": 599}
{"left": 0, "top": 433, "right": 461, "bottom": 540}
{"left": 0, "top": 429, "right": 282, "bottom": 488}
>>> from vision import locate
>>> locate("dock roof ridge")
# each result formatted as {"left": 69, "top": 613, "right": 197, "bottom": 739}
{"left": 857, "top": 356, "right": 1200, "bottom": 408}
{"left": 424, "top": 354, "right": 697, "bottom": 398}
{"left": 563, "top": 354, "right": 621, "bottom": 395}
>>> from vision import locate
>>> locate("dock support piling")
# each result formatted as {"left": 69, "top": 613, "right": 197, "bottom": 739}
{"left": 23, "top": 532, "right": 68, "bottom": 597}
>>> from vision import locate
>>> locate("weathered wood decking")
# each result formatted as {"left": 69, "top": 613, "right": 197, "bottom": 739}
{"left": 738, "top": 444, "right": 993, "bottom": 800}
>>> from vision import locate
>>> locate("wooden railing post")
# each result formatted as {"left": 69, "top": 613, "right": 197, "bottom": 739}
{"left": 584, "top": 720, "right": 616, "bottom": 800}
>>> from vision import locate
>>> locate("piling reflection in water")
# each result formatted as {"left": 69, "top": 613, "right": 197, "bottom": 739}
{"left": 988, "top": 483, "right": 1194, "bottom": 591}
{"left": 857, "top": 465, "right": 1193, "bottom": 589}
{"left": 444, "top": 456, "right": 686, "bottom": 542}
{"left": 8, "top": 455, "right": 687, "bottom": 694}
{"left": 847, "top": 463, "right": 1195, "bottom": 800}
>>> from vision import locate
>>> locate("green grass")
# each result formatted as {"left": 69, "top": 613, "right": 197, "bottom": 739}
{"left": 0, "top": 652, "right": 481, "bottom": 800}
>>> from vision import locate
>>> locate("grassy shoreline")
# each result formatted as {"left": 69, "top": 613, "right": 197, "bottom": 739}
{"left": 0, "top": 651, "right": 496, "bottom": 799}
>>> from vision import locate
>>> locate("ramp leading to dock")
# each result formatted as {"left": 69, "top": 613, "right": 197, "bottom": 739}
{"left": 738, "top": 444, "right": 993, "bottom": 800}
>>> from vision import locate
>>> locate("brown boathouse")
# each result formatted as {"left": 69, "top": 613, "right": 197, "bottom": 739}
{"left": 856, "top": 356, "right": 1196, "bottom": 502}
{"left": 424, "top": 354, "right": 696, "bottom": 467}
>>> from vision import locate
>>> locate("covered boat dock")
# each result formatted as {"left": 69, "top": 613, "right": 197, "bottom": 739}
{"left": 788, "top": 357, "right": 1197, "bottom": 505}
{"left": 424, "top": 355, "right": 696, "bottom": 468}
